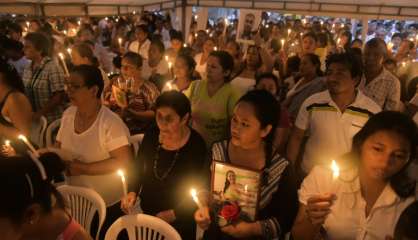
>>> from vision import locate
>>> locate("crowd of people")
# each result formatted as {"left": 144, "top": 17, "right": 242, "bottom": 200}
{"left": 0, "top": 10, "right": 417, "bottom": 240}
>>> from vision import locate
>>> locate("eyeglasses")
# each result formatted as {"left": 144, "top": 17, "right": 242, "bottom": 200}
{"left": 64, "top": 82, "right": 86, "bottom": 91}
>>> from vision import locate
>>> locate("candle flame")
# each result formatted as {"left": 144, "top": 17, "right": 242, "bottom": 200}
{"left": 190, "top": 188, "right": 199, "bottom": 203}
{"left": 117, "top": 169, "right": 125, "bottom": 178}
{"left": 118, "top": 37, "right": 122, "bottom": 45}
{"left": 58, "top": 52, "right": 64, "bottom": 60}
{"left": 331, "top": 160, "right": 340, "bottom": 180}
{"left": 288, "top": 29, "right": 291, "bottom": 35}
{"left": 165, "top": 55, "right": 169, "bottom": 61}
{"left": 194, "top": 33, "right": 198, "bottom": 38}
{"left": 18, "top": 134, "right": 27, "bottom": 142}
{"left": 168, "top": 62, "right": 172, "bottom": 69}
{"left": 67, "top": 48, "right": 72, "bottom": 55}
{"left": 5, "top": 140, "right": 10, "bottom": 146}
{"left": 183, "top": 43, "right": 187, "bottom": 47}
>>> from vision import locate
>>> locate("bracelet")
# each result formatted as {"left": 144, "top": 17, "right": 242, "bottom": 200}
{"left": 259, "top": 220, "right": 273, "bottom": 239}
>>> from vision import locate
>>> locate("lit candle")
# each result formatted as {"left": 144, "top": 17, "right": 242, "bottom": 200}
{"left": 190, "top": 188, "right": 203, "bottom": 209}
{"left": 118, "top": 37, "right": 123, "bottom": 47}
{"left": 320, "top": 20, "right": 324, "bottom": 26}
{"left": 302, "top": 19, "right": 307, "bottom": 25}
{"left": 18, "top": 134, "right": 39, "bottom": 157}
{"left": 281, "top": 38, "right": 285, "bottom": 48}
{"left": 214, "top": 46, "right": 218, "bottom": 51}
{"left": 206, "top": 29, "right": 209, "bottom": 34}
{"left": 194, "top": 33, "right": 198, "bottom": 38}
{"left": 341, "top": 23, "right": 345, "bottom": 28}
{"left": 337, "top": 38, "right": 341, "bottom": 46}
{"left": 26, "top": 21, "right": 30, "bottom": 28}
{"left": 78, "top": 20, "right": 81, "bottom": 26}
{"left": 4, "top": 139, "right": 10, "bottom": 147}
{"left": 133, "top": 11, "right": 136, "bottom": 15}
{"left": 166, "top": 82, "right": 173, "bottom": 90}
{"left": 117, "top": 170, "right": 128, "bottom": 196}
{"left": 194, "top": 15, "right": 198, "bottom": 20}
{"left": 402, "top": 61, "right": 406, "bottom": 67}
{"left": 63, "top": 30, "right": 67, "bottom": 35}
{"left": 266, "top": 24, "right": 269, "bottom": 28}
{"left": 183, "top": 43, "right": 187, "bottom": 48}
{"left": 288, "top": 29, "right": 291, "bottom": 36}
{"left": 165, "top": 55, "right": 169, "bottom": 62}
{"left": 58, "top": 53, "right": 70, "bottom": 76}
{"left": 105, "top": 17, "right": 108, "bottom": 21}
{"left": 331, "top": 160, "right": 340, "bottom": 180}
{"left": 168, "top": 61, "right": 172, "bottom": 69}
{"left": 67, "top": 48, "right": 72, "bottom": 55}
{"left": 387, "top": 42, "right": 393, "bottom": 51}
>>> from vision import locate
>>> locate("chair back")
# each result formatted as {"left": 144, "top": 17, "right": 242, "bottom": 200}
{"left": 129, "top": 133, "right": 144, "bottom": 158}
{"left": 104, "top": 214, "right": 181, "bottom": 240}
{"left": 45, "top": 119, "right": 61, "bottom": 147}
{"left": 58, "top": 185, "right": 106, "bottom": 240}
{"left": 30, "top": 116, "right": 47, "bottom": 147}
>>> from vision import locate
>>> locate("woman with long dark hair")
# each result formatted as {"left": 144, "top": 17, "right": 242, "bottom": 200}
{"left": 0, "top": 60, "right": 32, "bottom": 139}
{"left": 195, "top": 90, "right": 298, "bottom": 239}
{"left": 292, "top": 111, "right": 418, "bottom": 239}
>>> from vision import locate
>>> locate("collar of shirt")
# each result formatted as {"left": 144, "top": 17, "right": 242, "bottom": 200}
{"left": 323, "top": 90, "right": 365, "bottom": 111}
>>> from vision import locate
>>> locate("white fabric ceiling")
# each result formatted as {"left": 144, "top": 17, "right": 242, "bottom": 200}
{"left": 0, "top": 0, "right": 417, "bottom": 19}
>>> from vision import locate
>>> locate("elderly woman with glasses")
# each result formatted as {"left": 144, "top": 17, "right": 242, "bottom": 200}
{"left": 55, "top": 64, "right": 134, "bottom": 238}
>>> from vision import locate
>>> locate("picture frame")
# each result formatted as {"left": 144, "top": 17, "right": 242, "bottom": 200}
{"left": 111, "top": 85, "right": 128, "bottom": 108}
{"left": 236, "top": 9, "right": 262, "bottom": 43}
{"left": 211, "top": 161, "right": 262, "bottom": 221}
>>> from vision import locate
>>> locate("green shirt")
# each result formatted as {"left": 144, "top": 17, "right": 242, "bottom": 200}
{"left": 185, "top": 80, "right": 242, "bottom": 147}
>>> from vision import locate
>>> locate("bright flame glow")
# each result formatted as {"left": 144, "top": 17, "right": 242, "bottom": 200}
{"left": 58, "top": 52, "right": 65, "bottom": 60}
{"left": 67, "top": 48, "right": 72, "bottom": 55}
{"left": 190, "top": 188, "right": 199, "bottom": 205}
{"left": 331, "top": 160, "right": 340, "bottom": 180}
{"left": 5, "top": 140, "right": 10, "bottom": 147}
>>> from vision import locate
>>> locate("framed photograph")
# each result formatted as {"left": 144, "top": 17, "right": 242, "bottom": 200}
{"left": 112, "top": 85, "right": 128, "bottom": 108}
{"left": 236, "top": 9, "right": 262, "bottom": 43}
{"left": 211, "top": 161, "right": 262, "bottom": 222}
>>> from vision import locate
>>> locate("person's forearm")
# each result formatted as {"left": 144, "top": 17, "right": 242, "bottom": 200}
{"left": 37, "top": 91, "right": 65, "bottom": 116}
{"left": 0, "top": 124, "right": 29, "bottom": 139}
{"left": 83, "top": 157, "right": 129, "bottom": 175}
{"left": 127, "top": 109, "right": 155, "bottom": 121}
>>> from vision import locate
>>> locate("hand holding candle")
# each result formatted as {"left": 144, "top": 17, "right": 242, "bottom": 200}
{"left": 191, "top": 188, "right": 203, "bottom": 209}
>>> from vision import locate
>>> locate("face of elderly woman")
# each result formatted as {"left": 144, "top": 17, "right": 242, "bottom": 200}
{"left": 156, "top": 106, "right": 189, "bottom": 144}
{"left": 65, "top": 73, "right": 97, "bottom": 106}
{"left": 360, "top": 130, "right": 410, "bottom": 181}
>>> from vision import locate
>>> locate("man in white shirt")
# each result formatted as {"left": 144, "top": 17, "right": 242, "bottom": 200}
{"left": 128, "top": 24, "right": 151, "bottom": 60}
{"left": 287, "top": 52, "right": 381, "bottom": 175}
{"left": 359, "top": 38, "right": 401, "bottom": 111}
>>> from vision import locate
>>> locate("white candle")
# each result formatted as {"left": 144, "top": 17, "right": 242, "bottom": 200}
{"left": 166, "top": 82, "right": 173, "bottom": 90}
{"left": 214, "top": 46, "right": 218, "bottom": 51}
{"left": 118, "top": 38, "right": 123, "bottom": 47}
{"left": 117, "top": 169, "right": 128, "bottom": 196}
{"left": 165, "top": 55, "right": 169, "bottom": 62}
{"left": 331, "top": 160, "right": 340, "bottom": 180}
{"left": 387, "top": 42, "right": 393, "bottom": 51}
{"left": 4, "top": 139, "right": 10, "bottom": 147}
{"left": 337, "top": 38, "right": 341, "bottom": 46}
{"left": 58, "top": 53, "right": 70, "bottom": 76}
{"left": 168, "top": 61, "right": 172, "bottom": 69}
{"left": 341, "top": 23, "right": 345, "bottom": 28}
{"left": 26, "top": 21, "right": 30, "bottom": 28}
{"left": 63, "top": 30, "right": 67, "bottom": 35}
{"left": 183, "top": 43, "right": 187, "bottom": 48}
{"left": 78, "top": 20, "right": 81, "bottom": 26}
{"left": 67, "top": 48, "right": 72, "bottom": 57}
{"left": 190, "top": 188, "right": 203, "bottom": 209}
{"left": 194, "top": 33, "right": 198, "bottom": 38}
{"left": 18, "top": 134, "right": 39, "bottom": 157}
{"left": 288, "top": 29, "right": 291, "bottom": 36}
{"left": 281, "top": 39, "right": 285, "bottom": 47}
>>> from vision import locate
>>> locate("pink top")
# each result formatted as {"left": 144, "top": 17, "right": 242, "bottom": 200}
{"left": 57, "top": 218, "right": 83, "bottom": 240}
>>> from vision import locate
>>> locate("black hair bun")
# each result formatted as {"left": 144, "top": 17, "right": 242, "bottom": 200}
{"left": 38, "top": 152, "right": 66, "bottom": 182}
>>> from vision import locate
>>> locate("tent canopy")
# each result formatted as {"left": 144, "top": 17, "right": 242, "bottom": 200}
{"left": 0, "top": 0, "right": 417, "bottom": 19}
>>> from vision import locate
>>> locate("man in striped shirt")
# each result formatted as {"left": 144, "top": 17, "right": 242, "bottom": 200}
{"left": 287, "top": 52, "right": 381, "bottom": 175}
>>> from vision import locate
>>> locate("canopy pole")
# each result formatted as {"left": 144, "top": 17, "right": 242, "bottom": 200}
{"left": 361, "top": 17, "right": 369, "bottom": 45}
{"left": 182, "top": 0, "right": 186, "bottom": 35}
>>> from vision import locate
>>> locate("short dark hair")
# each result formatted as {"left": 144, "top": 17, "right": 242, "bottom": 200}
{"left": 123, "top": 52, "right": 143, "bottom": 68}
{"left": 391, "top": 33, "right": 402, "bottom": 40}
{"left": 365, "top": 38, "right": 388, "bottom": 58}
{"left": 351, "top": 38, "right": 363, "bottom": 47}
{"left": 303, "top": 53, "right": 323, "bottom": 76}
{"left": 24, "top": 32, "right": 51, "bottom": 57}
{"left": 71, "top": 65, "right": 104, "bottom": 98}
{"left": 255, "top": 72, "right": 279, "bottom": 89}
{"left": 209, "top": 50, "right": 234, "bottom": 82}
{"left": 394, "top": 201, "right": 418, "bottom": 239}
{"left": 352, "top": 111, "right": 418, "bottom": 198}
{"left": 135, "top": 24, "right": 149, "bottom": 36}
{"left": 155, "top": 91, "right": 191, "bottom": 118}
{"left": 326, "top": 51, "right": 363, "bottom": 79}
{"left": 170, "top": 30, "right": 184, "bottom": 42}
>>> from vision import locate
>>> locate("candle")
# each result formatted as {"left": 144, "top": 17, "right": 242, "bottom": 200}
{"left": 402, "top": 61, "right": 406, "bottom": 67}
{"left": 165, "top": 55, "right": 169, "bottom": 62}
{"left": 26, "top": 21, "right": 30, "bottom": 28}
{"left": 194, "top": 33, "right": 198, "bottom": 38}
{"left": 194, "top": 15, "right": 198, "bottom": 20}
{"left": 266, "top": 24, "right": 269, "bottom": 28}
{"left": 63, "top": 30, "right": 67, "bottom": 35}
{"left": 281, "top": 38, "right": 285, "bottom": 48}
{"left": 387, "top": 42, "right": 393, "bottom": 51}
{"left": 206, "top": 29, "right": 209, "bottom": 34}
{"left": 117, "top": 169, "right": 128, "bottom": 196}
{"left": 105, "top": 17, "right": 108, "bottom": 21}
{"left": 58, "top": 53, "right": 70, "bottom": 76}
{"left": 341, "top": 23, "right": 345, "bottom": 28}
{"left": 302, "top": 19, "right": 307, "bottom": 25}
{"left": 67, "top": 48, "right": 72, "bottom": 56}
{"left": 183, "top": 43, "right": 187, "bottom": 48}
{"left": 214, "top": 46, "right": 218, "bottom": 51}
{"left": 166, "top": 82, "right": 173, "bottom": 90}
{"left": 133, "top": 11, "right": 136, "bottom": 15}
{"left": 118, "top": 37, "right": 123, "bottom": 47}
{"left": 337, "top": 38, "right": 341, "bottom": 46}
{"left": 168, "top": 61, "right": 172, "bottom": 69}
{"left": 18, "top": 134, "right": 39, "bottom": 157}
{"left": 78, "top": 20, "right": 81, "bottom": 26}
{"left": 288, "top": 29, "right": 291, "bottom": 36}
{"left": 4, "top": 139, "right": 10, "bottom": 147}
{"left": 190, "top": 188, "right": 203, "bottom": 209}
{"left": 331, "top": 160, "right": 340, "bottom": 180}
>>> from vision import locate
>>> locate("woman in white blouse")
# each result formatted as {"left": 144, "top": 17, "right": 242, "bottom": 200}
{"left": 292, "top": 111, "right": 417, "bottom": 240}
{"left": 56, "top": 65, "right": 134, "bottom": 237}
{"left": 194, "top": 38, "right": 216, "bottom": 79}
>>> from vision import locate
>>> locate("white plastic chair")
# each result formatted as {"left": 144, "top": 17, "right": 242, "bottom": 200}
{"left": 45, "top": 119, "right": 61, "bottom": 147}
{"left": 129, "top": 133, "right": 144, "bottom": 158}
{"left": 30, "top": 116, "right": 47, "bottom": 148}
{"left": 105, "top": 214, "right": 181, "bottom": 240}
{"left": 58, "top": 185, "right": 106, "bottom": 240}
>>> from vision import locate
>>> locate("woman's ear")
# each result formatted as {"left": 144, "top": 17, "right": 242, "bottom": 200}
{"left": 181, "top": 112, "right": 190, "bottom": 125}
{"left": 223, "top": 69, "right": 232, "bottom": 80}
{"left": 22, "top": 203, "right": 42, "bottom": 227}
{"left": 260, "top": 124, "right": 272, "bottom": 138}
